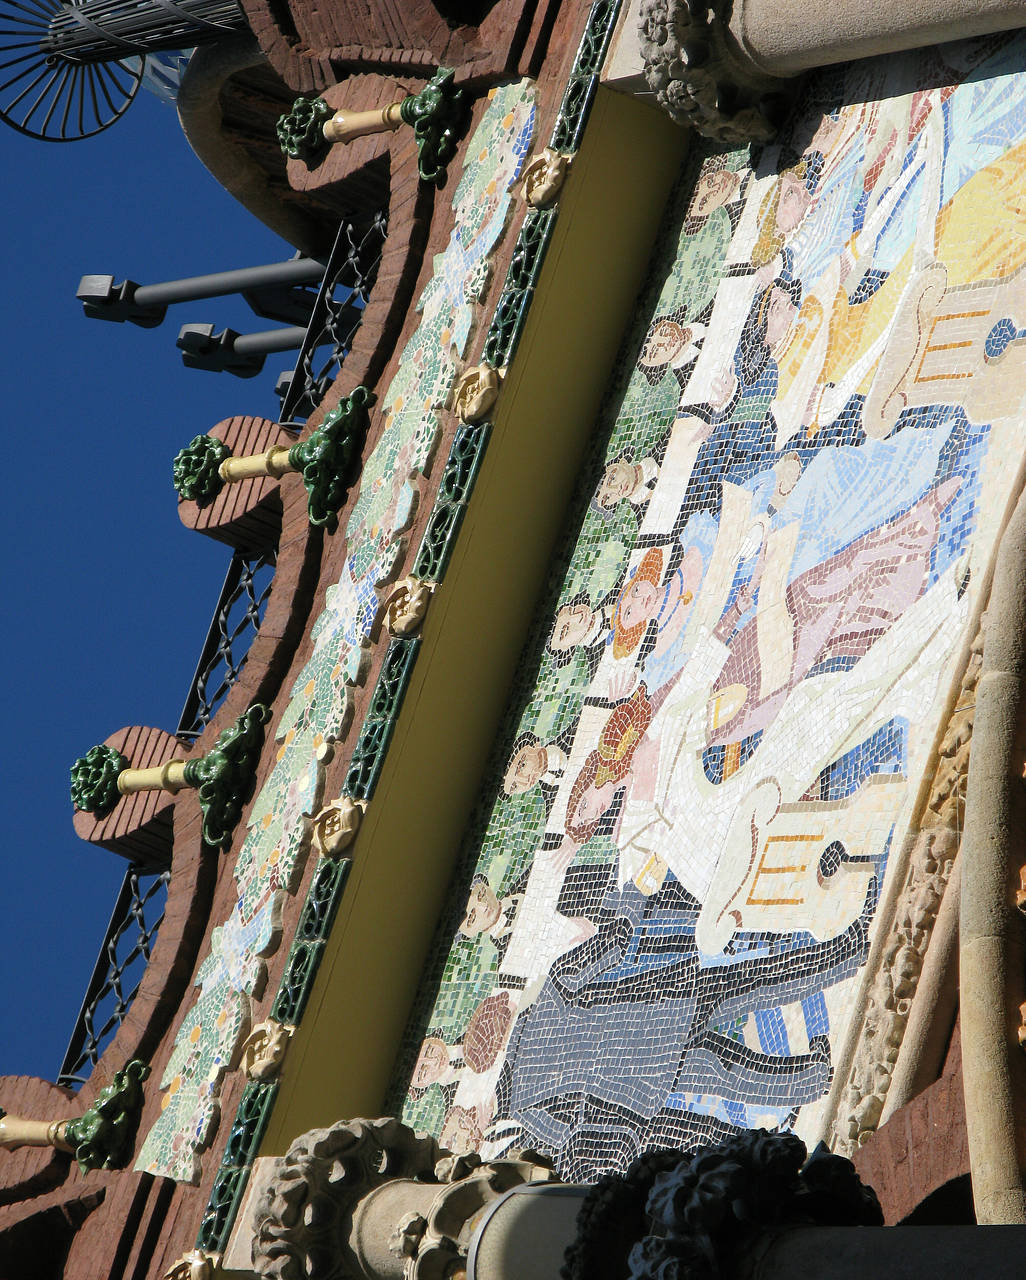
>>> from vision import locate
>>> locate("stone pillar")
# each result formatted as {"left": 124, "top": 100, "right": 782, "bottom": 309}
{"left": 752, "top": 1225, "right": 1026, "bottom": 1279}
{"left": 466, "top": 1184, "right": 589, "bottom": 1280}
{"left": 730, "top": 0, "right": 1026, "bottom": 77}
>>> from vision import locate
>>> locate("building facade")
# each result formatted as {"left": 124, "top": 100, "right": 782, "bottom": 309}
{"left": 3, "top": 0, "right": 1026, "bottom": 1274}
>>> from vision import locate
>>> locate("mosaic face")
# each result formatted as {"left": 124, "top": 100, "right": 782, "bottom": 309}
{"left": 136, "top": 80, "right": 537, "bottom": 1183}
{"left": 401, "top": 35, "right": 1026, "bottom": 1179}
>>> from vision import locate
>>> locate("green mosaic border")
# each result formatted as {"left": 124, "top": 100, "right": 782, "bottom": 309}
{"left": 193, "top": 0, "right": 624, "bottom": 1252}
{"left": 413, "top": 423, "right": 491, "bottom": 580}
{"left": 345, "top": 637, "right": 421, "bottom": 800}
{"left": 196, "top": 1080, "right": 279, "bottom": 1251}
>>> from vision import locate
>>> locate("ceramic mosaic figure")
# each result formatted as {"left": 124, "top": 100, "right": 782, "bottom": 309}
{"left": 402, "top": 35, "right": 1026, "bottom": 1180}
{"left": 705, "top": 476, "right": 963, "bottom": 751}
{"left": 458, "top": 874, "right": 523, "bottom": 942}
{"left": 501, "top": 733, "right": 568, "bottom": 797}
{"left": 495, "top": 878, "right": 872, "bottom": 1177}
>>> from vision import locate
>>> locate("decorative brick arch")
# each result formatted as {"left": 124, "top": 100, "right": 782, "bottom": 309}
{"left": 176, "top": 416, "right": 292, "bottom": 551}
{"left": 80, "top": 799, "right": 216, "bottom": 1099}
{"left": 0, "top": 1184, "right": 105, "bottom": 1279}
{"left": 236, "top": 0, "right": 553, "bottom": 94}
{"left": 0, "top": 1078, "right": 77, "bottom": 1207}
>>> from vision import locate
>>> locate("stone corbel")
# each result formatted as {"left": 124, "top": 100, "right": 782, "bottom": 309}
{"left": 251, "top": 1117, "right": 555, "bottom": 1280}
{"left": 638, "top": 0, "right": 790, "bottom": 145}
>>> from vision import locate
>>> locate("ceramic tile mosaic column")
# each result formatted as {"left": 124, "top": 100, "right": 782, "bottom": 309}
{"left": 136, "top": 79, "right": 537, "bottom": 1182}
{"left": 400, "top": 34, "right": 1026, "bottom": 1178}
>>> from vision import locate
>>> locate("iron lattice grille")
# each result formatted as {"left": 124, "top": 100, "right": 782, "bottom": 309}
{"left": 58, "top": 549, "right": 275, "bottom": 1085}
{"left": 177, "top": 547, "right": 277, "bottom": 740}
{"left": 277, "top": 209, "right": 388, "bottom": 423}
{"left": 57, "top": 865, "right": 171, "bottom": 1088}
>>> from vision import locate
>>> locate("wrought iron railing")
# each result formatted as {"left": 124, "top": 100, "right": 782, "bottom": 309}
{"left": 276, "top": 208, "right": 388, "bottom": 422}
{"left": 57, "top": 864, "right": 171, "bottom": 1087}
{"left": 59, "top": 548, "right": 276, "bottom": 1084}
{"left": 177, "top": 547, "right": 277, "bottom": 740}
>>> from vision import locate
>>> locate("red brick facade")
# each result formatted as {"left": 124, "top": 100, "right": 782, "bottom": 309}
{"left": 0, "top": 5, "right": 593, "bottom": 1274}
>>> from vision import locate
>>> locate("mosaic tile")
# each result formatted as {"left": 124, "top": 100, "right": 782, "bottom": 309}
{"left": 399, "top": 34, "right": 1026, "bottom": 1180}
{"left": 549, "top": 0, "right": 622, "bottom": 154}
{"left": 137, "top": 79, "right": 538, "bottom": 1182}
{"left": 195, "top": 1080, "right": 279, "bottom": 1251}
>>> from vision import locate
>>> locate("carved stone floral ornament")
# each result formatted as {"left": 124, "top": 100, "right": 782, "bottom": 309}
{"left": 239, "top": 1019, "right": 295, "bottom": 1082}
{"left": 563, "top": 1131, "right": 881, "bottom": 1280}
{"left": 451, "top": 364, "right": 502, "bottom": 424}
{"left": 832, "top": 626, "right": 982, "bottom": 1151}
{"left": 383, "top": 577, "right": 434, "bottom": 637}
{"left": 249, "top": 1122, "right": 893, "bottom": 1280}
{"left": 522, "top": 147, "right": 569, "bottom": 208}
{"left": 638, "top": 0, "right": 791, "bottom": 144}
{"left": 251, "top": 1116, "right": 554, "bottom": 1280}
{"left": 311, "top": 796, "right": 364, "bottom": 857}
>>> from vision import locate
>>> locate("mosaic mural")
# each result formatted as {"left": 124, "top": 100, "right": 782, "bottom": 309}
{"left": 400, "top": 36, "right": 1026, "bottom": 1178}
{"left": 137, "top": 79, "right": 537, "bottom": 1182}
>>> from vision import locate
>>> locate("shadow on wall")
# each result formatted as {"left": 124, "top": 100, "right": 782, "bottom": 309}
{"left": 900, "top": 1175, "right": 975, "bottom": 1225}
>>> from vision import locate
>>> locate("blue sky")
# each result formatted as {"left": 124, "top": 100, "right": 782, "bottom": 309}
{"left": 0, "top": 83, "right": 298, "bottom": 1081}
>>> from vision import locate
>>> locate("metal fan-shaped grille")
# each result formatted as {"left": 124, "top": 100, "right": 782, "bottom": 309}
{"left": 0, "top": 0, "right": 244, "bottom": 140}
{"left": 0, "top": 0, "right": 142, "bottom": 140}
